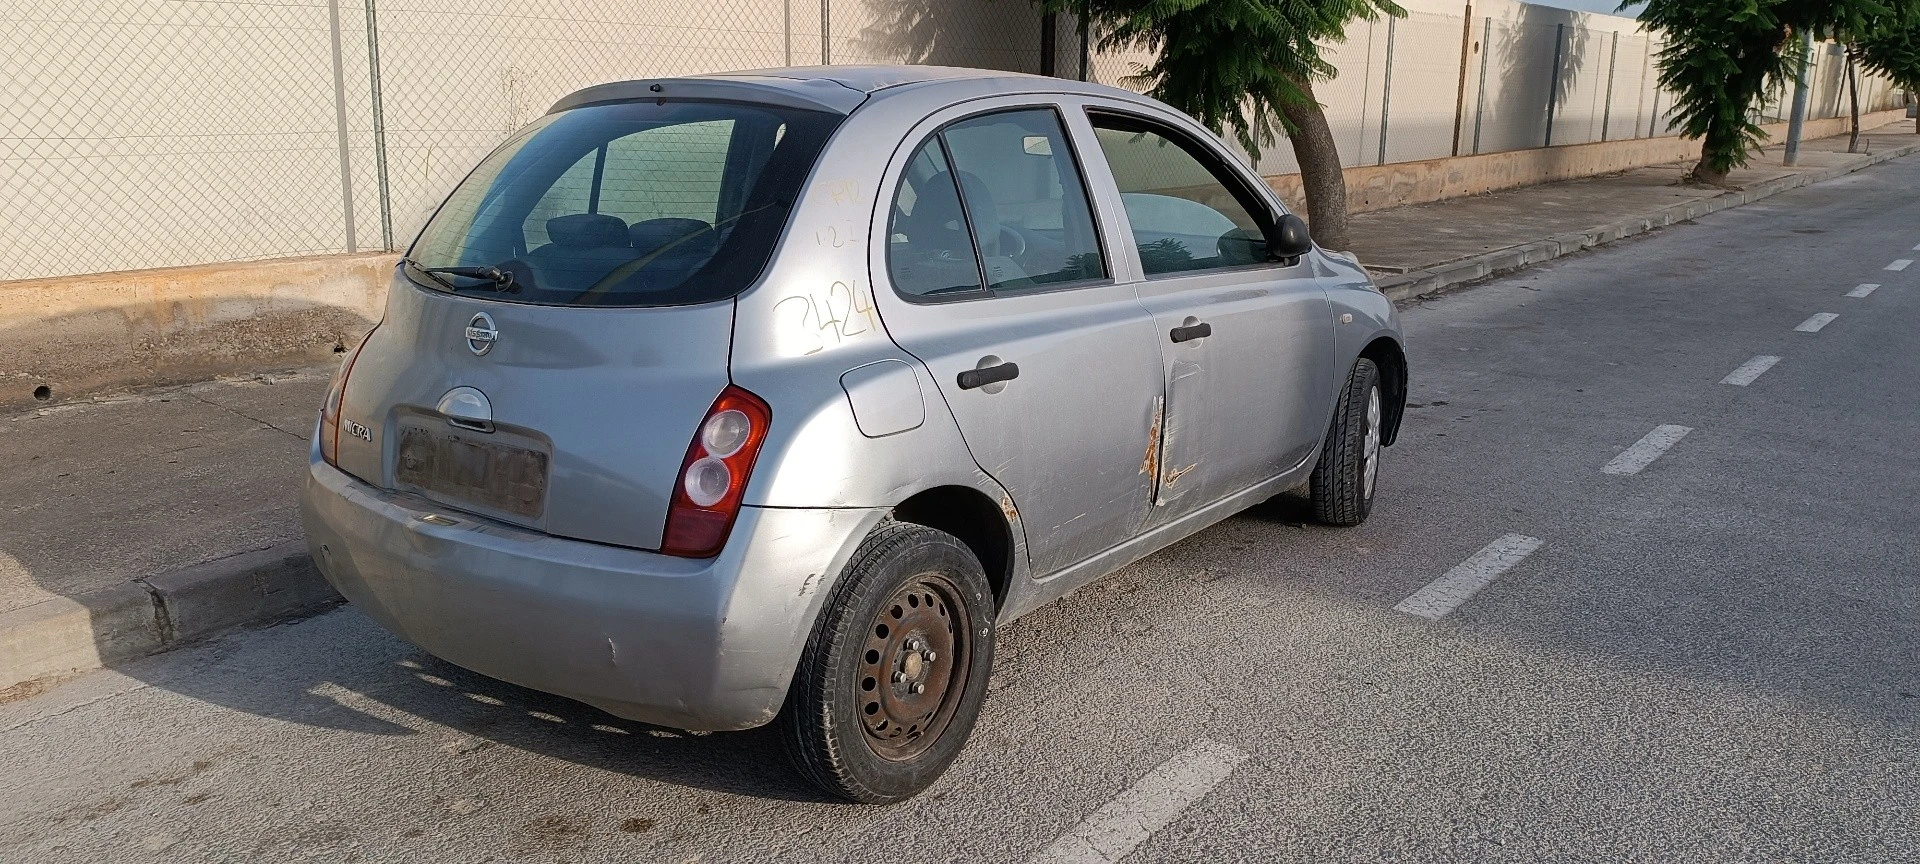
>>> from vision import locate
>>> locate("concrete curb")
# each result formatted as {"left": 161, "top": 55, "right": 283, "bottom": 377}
{"left": 0, "top": 541, "right": 339, "bottom": 697}
{"left": 1375, "top": 142, "right": 1920, "bottom": 303}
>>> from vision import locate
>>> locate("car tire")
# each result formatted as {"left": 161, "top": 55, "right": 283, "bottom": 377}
{"left": 1310, "top": 358, "right": 1383, "bottom": 526}
{"left": 777, "top": 521, "right": 996, "bottom": 804}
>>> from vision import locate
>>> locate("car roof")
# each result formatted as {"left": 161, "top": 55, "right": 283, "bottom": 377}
{"left": 548, "top": 65, "right": 1148, "bottom": 117}
{"left": 714, "top": 65, "right": 1043, "bottom": 93}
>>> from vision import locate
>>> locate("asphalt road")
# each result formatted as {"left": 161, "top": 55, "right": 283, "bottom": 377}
{"left": 4, "top": 156, "right": 1918, "bottom": 863}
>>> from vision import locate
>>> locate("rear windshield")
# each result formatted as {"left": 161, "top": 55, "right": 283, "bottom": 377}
{"left": 405, "top": 100, "right": 843, "bottom": 307}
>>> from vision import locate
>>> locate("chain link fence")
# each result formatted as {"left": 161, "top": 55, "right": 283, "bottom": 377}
{"left": 1082, "top": 8, "right": 1905, "bottom": 174}
{"left": 2, "top": 1, "right": 1908, "bottom": 283}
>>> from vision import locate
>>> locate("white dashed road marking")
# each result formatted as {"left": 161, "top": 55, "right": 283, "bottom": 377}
{"left": 1032, "top": 740, "right": 1247, "bottom": 864}
{"left": 1721, "top": 355, "right": 1781, "bottom": 386}
{"left": 1795, "top": 313, "right": 1838, "bottom": 333}
{"left": 1887, "top": 259, "right": 1913, "bottom": 271}
{"left": 1846, "top": 283, "right": 1880, "bottom": 298}
{"left": 1394, "top": 534, "right": 1545, "bottom": 620}
{"left": 1602, "top": 424, "right": 1693, "bottom": 475}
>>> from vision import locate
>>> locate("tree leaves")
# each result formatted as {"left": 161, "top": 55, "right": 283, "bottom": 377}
{"left": 1627, "top": 0, "right": 1916, "bottom": 179}
{"left": 1858, "top": 2, "right": 1920, "bottom": 88}
{"left": 1040, "top": 0, "right": 1404, "bottom": 154}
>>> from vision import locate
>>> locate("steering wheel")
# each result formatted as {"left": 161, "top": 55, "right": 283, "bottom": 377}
{"left": 996, "top": 224, "right": 1029, "bottom": 258}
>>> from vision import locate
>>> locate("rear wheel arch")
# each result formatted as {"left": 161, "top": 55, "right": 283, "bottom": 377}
{"left": 1360, "top": 336, "right": 1408, "bottom": 446}
{"left": 889, "top": 485, "right": 1014, "bottom": 612}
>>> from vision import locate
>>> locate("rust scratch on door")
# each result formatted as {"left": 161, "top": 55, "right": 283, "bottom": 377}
{"left": 1141, "top": 395, "right": 1164, "bottom": 480}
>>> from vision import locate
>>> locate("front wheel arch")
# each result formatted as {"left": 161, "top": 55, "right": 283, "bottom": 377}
{"left": 1359, "top": 336, "right": 1408, "bottom": 447}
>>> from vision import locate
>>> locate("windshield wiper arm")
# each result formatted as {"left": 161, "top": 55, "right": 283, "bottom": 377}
{"left": 402, "top": 257, "right": 519, "bottom": 293}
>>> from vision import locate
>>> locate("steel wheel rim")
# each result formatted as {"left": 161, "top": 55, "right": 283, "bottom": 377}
{"left": 855, "top": 573, "right": 973, "bottom": 762}
{"left": 1363, "top": 385, "right": 1381, "bottom": 498}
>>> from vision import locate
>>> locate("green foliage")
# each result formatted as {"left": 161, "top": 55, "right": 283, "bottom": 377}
{"left": 1040, "top": 0, "right": 1404, "bottom": 154}
{"left": 1628, "top": 0, "right": 1915, "bottom": 176}
{"left": 1791, "top": 0, "right": 1891, "bottom": 41}
{"left": 1627, "top": 0, "right": 1797, "bottom": 176}
{"left": 1859, "top": 3, "right": 1920, "bottom": 88}
{"left": 1135, "top": 237, "right": 1194, "bottom": 273}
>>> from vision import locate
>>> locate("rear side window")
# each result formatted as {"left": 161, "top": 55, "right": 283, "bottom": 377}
{"left": 887, "top": 108, "right": 1106, "bottom": 300}
{"left": 1088, "top": 114, "right": 1274, "bottom": 276}
{"left": 407, "top": 101, "right": 841, "bottom": 307}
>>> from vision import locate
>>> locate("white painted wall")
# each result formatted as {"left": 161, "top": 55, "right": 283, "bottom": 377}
{"left": 1, "top": 0, "right": 1904, "bottom": 282}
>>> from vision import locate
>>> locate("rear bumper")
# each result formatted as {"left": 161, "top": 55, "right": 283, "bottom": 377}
{"left": 299, "top": 453, "right": 886, "bottom": 731}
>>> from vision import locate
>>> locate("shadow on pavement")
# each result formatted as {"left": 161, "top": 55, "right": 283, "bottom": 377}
{"left": 126, "top": 607, "right": 834, "bottom": 803}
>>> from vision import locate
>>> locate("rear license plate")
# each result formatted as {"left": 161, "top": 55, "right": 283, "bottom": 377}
{"left": 396, "top": 424, "right": 549, "bottom": 519}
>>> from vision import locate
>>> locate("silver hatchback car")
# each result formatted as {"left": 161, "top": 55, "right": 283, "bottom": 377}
{"left": 301, "top": 66, "right": 1406, "bottom": 802}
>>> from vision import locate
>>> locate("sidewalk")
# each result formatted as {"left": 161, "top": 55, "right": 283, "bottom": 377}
{"left": 1350, "top": 125, "right": 1920, "bottom": 297}
{"left": 4, "top": 121, "right": 1917, "bottom": 696}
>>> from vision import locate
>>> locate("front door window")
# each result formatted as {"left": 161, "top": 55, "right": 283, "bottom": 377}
{"left": 1089, "top": 118, "right": 1274, "bottom": 275}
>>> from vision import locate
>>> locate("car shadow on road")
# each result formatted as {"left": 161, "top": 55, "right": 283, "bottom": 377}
{"left": 123, "top": 609, "right": 838, "bottom": 804}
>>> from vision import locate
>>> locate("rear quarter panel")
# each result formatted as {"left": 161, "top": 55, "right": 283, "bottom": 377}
{"left": 726, "top": 81, "right": 1037, "bottom": 523}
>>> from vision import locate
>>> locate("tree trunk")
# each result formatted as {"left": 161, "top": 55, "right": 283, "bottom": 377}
{"left": 1846, "top": 46, "right": 1862, "bottom": 153}
{"left": 1277, "top": 77, "right": 1352, "bottom": 251}
{"left": 1688, "top": 154, "right": 1730, "bottom": 186}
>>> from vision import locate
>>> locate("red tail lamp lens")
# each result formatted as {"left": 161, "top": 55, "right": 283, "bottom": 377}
{"left": 319, "top": 331, "right": 373, "bottom": 467}
{"left": 661, "top": 386, "right": 771, "bottom": 557}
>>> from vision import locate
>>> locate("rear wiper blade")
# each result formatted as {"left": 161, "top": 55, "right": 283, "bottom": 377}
{"left": 401, "top": 257, "right": 520, "bottom": 293}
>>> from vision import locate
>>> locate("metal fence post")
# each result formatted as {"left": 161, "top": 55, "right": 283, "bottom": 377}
{"left": 1041, "top": 12, "right": 1056, "bottom": 76}
{"left": 1544, "top": 22, "right": 1564, "bottom": 148}
{"left": 1079, "top": 13, "right": 1090, "bottom": 82}
{"left": 327, "top": 0, "right": 357, "bottom": 253}
{"left": 1451, "top": 5, "right": 1476, "bottom": 157}
{"left": 1472, "top": 17, "right": 1492, "bottom": 155}
{"left": 1634, "top": 39, "right": 1650, "bottom": 138}
{"left": 784, "top": 0, "right": 792, "bottom": 65}
{"left": 1378, "top": 15, "right": 1396, "bottom": 166}
{"left": 1600, "top": 31, "right": 1619, "bottom": 142}
{"left": 364, "top": 0, "right": 392, "bottom": 251}
{"left": 821, "top": 0, "right": 831, "bottom": 64}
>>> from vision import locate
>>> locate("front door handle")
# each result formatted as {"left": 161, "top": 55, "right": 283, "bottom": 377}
{"left": 957, "top": 362, "right": 1020, "bottom": 390}
{"left": 1169, "top": 321, "right": 1213, "bottom": 343}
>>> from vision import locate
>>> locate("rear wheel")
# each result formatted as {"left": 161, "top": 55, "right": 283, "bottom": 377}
{"left": 1310, "top": 358, "right": 1382, "bottom": 526}
{"left": 778, "top": 521, "right": 995, "bottom": 803}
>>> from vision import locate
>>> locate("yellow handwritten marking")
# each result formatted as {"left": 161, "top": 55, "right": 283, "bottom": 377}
{"left": 822, "top": 179, "right": 859, "bottom": 206}
{"left": 775, "top": 279, "right": 881, "bottom": 356}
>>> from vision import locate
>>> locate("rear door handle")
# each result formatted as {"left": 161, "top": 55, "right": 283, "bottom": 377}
{"left": 957, "top": 362, "right": 1020, "bottom": 390}
{"left": 1169, "top": 322, "right": 1213, "bottom": 343}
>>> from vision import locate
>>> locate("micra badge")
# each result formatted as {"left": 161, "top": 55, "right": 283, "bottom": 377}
{"left": 341, "top": 418, "right": 372, "bottom": 442}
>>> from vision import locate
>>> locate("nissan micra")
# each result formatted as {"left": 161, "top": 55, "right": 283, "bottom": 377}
{"left": 301, "top": 66, "right": 1407, "bottom": 803}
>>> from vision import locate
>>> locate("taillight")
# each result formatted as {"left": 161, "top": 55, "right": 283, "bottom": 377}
{"left": 661, "top": 385, "right": 772, "bottom": 558}
{"left": 319, "top": 329, "right": 374, "bottom": 467}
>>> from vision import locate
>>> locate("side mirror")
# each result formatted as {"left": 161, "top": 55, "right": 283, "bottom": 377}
{"left": 1270, "top": 213, "right": 1314, "bottom": 263}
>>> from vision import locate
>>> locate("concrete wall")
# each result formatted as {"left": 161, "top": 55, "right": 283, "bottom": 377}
{"left": 1264, "top": 108, "right": 1914, "bottom": 217}
{"left": 10, "top": 109, "right": 1907, "bottom": 412}
{"left": 0, "top": 254, "right": 391, "bottom": 409}
{"left": 1082, "top": 0, "right": 1907, "bottom": 174}
{"left": 0, "top": 0, "right": 1051, "bottom": 285}
{"left": 1, "top": 0, "right": 1911, "bottom": 406}
{"left": 4, "top": 0, "right": 1904, "bottom": 284}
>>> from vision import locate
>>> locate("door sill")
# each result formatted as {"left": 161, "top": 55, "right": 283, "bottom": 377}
{"left": 998, "top": 457, "right": 1317, "bottom": 622}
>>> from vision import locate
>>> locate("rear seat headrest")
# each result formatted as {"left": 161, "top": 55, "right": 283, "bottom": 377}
{"left": 630, "top": 218, "right": 716, "bottom": 259}
{"left": 547, "top": 212, "right": 629, "bottom": 249}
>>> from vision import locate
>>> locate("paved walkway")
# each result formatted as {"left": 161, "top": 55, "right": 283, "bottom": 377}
{"left": 1349, "top": 125, "right": 1919, "bottom": 274}
{"left": 1, "top": 120, "right": 1915, "bottom": 692}
{"left": 0, "top": 370, "right": 325, "bottom": 615}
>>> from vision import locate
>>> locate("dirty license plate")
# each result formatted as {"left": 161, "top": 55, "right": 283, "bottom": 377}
{"left": 396, "top": 425, "right": 549, "bottom": 519}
